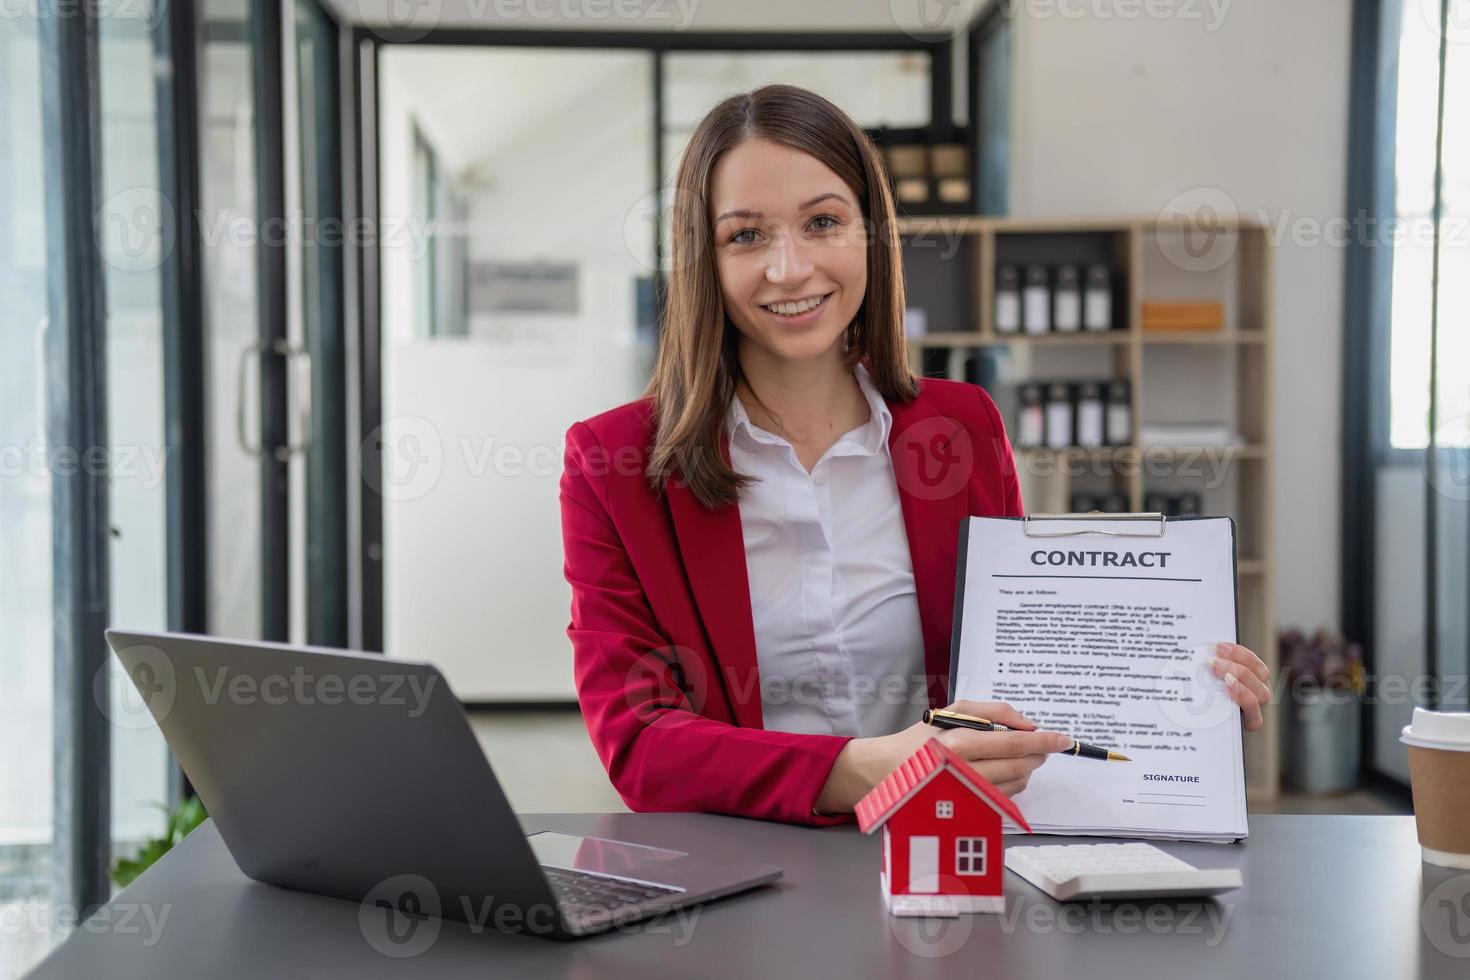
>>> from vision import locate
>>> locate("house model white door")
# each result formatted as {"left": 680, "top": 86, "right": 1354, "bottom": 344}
{"left": 908, "top": 836, "right": 940, "bottom": 892}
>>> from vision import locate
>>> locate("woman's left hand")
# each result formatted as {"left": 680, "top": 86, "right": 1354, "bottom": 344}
{"left": 1211, "top": 642, "right": 1272, "bottom": 732}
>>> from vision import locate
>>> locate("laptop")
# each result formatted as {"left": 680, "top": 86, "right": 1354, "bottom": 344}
{"left": 103, "top": 629, "right": 782, "bottom": 940}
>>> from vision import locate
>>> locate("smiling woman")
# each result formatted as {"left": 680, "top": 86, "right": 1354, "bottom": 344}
{"left": 558, "top": 83, "right": 1274, "bottom": 827}
{"left": 644, "top": 84, "right": 916, "bottom": 506}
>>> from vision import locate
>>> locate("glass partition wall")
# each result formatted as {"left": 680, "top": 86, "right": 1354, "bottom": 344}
{"left": 377, "top": 45, "right": 658, "bottom": 698}
{"left": 1, "top": 14, "right": 58, "bottom": 974}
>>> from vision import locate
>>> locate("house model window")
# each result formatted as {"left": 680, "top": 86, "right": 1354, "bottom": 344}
{"left": 956, "top": 837, "right": 987, "bottom": 875}
{"left": 935, "top": 800, "right": 954, "bottom": 819}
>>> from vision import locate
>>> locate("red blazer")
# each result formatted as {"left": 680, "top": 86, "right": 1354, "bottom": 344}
{"left": 559, "top": 375, "right": 1024, "bottom": 826}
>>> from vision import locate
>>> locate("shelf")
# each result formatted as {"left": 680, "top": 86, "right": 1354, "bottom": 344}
{"left": 906, "top": 332, "right": 985, "bottom": 347}
{"left": 896, "top": 215, "right": 1270, "bottom": 236}
{"left": 987, "top": 331, "right": 1130, "bottom": 346}
{"left": 895, "top": 216, "right": 989, "bottom": 236}
{"left": 909, "top": 329, "right": 1266, "bottom": 347}
{"left": 1020, "top": 446, "right": 1130, "bottom": 459}
{"left": 907, "top": 331, "right": 1130, "bottom": 348}
{"left": 1142, "top": 330, "right": 1266, "bottom": 345}
{"left": 895, "top": 214, "right": 1275, "bottom": 799}
{"left": 1018, "top": 444, "right": 1267, "bottom": 464}
{"left": 1140, "top": 444, "right": 1268, "bottom": 460}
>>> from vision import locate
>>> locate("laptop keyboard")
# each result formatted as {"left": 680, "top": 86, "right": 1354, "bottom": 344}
{"left": 542, "top": 866, "right": 681, "bottom": 920}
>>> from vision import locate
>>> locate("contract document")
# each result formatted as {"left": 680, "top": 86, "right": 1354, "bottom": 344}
{"left": 949, "top": 514, "right": 1249, "bottom": 843}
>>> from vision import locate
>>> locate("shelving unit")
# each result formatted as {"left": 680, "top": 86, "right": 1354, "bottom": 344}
{"left": 898, "top": 215, "right": 1279, "bottom": 801}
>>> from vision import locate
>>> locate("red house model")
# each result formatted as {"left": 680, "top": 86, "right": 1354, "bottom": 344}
{"left": 855, "top": 737, "right": 1032, "bottom": 916}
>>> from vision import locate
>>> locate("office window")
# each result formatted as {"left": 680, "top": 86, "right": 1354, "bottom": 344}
{"left": 1386, "top": 0, "right": 1469, "bottom": 450}
{"left": 1355, "top": 0, "right": 1470, "bottom": 787}
{"left": 955, "top": 837, "right": 987, "bottom": 875}
{"left": 935, "top": 800, "right": 954, "bottom": 819}
{"left": 0, "top": 13, "right": 56, "bottom": 973}
{"left": 200, "top": 0, "right": 265, "bottom": 642}
{"left": 97, "top": 0, "right": 173, "bottom": 870}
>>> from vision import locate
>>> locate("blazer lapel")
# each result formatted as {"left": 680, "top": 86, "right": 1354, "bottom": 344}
{"left": 665, "top": 430, "right": 764, "bottom": 729}
{"left": 887, "top": 391, "right": 969, "bottom": 708}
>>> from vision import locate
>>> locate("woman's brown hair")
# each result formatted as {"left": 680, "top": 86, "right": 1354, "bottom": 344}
{"left": 643, "top": 83, "right": 919, "bottom": 510}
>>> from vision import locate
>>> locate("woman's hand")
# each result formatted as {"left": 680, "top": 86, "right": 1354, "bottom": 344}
{"left": 815, "top": 701, "right": 1072, "bottom": 814}
{"left": 1211, "top": 642, "right": 1272, "bottom": 732}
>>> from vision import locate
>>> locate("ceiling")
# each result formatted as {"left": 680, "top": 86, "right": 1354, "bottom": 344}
{"left": 329, "top": 0, "right": 989, "bottom": 36}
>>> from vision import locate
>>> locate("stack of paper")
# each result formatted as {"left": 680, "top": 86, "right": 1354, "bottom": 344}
{"left": 950, "top": 515, "right": 1249, "bottom": 844}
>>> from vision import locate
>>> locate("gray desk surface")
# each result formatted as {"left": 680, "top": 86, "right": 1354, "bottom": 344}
{"left": 28, "top": 814, "right": 1470, "bottom": 979}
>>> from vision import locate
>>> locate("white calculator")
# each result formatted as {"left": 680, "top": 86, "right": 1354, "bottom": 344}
{"left": 1004, "top": 842, "right": 1243, "bottom": 901}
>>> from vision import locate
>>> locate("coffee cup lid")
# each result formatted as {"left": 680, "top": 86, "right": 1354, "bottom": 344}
{"left": 1400, "top": 707, "right": 1470, "bottom": 751}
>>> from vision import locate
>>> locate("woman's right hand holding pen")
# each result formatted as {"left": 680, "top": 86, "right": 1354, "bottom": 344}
{"left": 815, "top": 701, "right": 1073, "bottom": 814}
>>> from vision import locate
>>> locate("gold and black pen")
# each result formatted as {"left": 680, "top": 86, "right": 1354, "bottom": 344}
{"left": 923, "top": 708, "right": 1131, "bottom": 762}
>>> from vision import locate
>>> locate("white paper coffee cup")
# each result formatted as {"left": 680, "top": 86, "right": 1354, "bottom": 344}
{"left": 1400, "top": 708, "right": 1470, "bottom": 869}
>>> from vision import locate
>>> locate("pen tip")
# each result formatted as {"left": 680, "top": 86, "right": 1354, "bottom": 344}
{"left": 1110, "top": 752, "right": 1131, "bottom": 762}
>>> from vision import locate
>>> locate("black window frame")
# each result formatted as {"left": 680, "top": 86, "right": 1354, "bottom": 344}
{"left": 39, "top": 0, "right": 113, "bottom": 917}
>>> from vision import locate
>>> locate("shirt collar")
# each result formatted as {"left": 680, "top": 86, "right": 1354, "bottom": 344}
{"left": 725, "top": 362, "right": 893, "bottom": 457}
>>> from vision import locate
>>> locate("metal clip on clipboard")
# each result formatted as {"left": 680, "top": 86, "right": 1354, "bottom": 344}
{"left": 1021, "top": 512, "right": 1168, "bottom": 539}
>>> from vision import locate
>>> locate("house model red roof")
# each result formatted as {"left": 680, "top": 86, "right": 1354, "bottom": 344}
{"left": 855, "top": 737, "right": 1033, "bottom": 835}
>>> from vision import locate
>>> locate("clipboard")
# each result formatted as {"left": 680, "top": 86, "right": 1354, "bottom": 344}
{"left": 945, "top": 510, "right": 1247, "bottom": 843}
{"left": 947, "top": 511, "right": 1242, "bottom": 727}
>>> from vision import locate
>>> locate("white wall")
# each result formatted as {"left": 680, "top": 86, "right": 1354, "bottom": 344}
{"left": 1007, "top": 4, "right": 1352, "bottom": 633}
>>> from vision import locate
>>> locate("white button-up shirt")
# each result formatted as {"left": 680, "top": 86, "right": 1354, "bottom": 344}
{"left": 725, "top": 363, "right": 927, "bottom": 739}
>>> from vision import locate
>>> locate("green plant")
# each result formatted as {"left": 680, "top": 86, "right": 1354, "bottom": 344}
{"left": 110, "top": 795, "right": 208, "bottom": 888}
